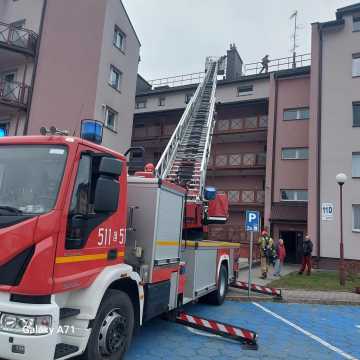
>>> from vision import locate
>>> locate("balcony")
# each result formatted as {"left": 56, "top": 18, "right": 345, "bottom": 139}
{"left": 208, "top": 152, "right": 266, "bottom": 171}
{"left": 0, "top": 80, "right": 30, "bottom": 108}
{"left": 215, "top": 115, "right": 268, "bottom": 135}
{"left": 0, "top": 22, "right": 38, "bottom": 56}
{"left": 226, "top": 189, "right": 265, "bottom": 207}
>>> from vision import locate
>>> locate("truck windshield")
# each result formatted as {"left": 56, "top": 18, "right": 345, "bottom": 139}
{"left": 0, "top": 145, "right": 67, "bottom": 214}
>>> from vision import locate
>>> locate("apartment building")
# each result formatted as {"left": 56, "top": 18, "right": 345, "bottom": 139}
{"left": 131, "top": 45, "right": 311, "bottom": 260}
{"left": 131, "top": 4, "right": 360, "bottom": 265}
{"left": 0, "top": 0, "right": 140, "bottom": 153}
{"left": 309, "top": 3, "right": 360, "bottom": 265}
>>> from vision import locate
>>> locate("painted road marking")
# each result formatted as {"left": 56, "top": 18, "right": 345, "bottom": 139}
{"left": 253, "top": 302, "right": 358, "bottom": 360}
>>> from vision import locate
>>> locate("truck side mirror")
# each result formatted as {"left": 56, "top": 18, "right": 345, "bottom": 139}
{"left": 94, "top": 176, "right": 119, "bottom": 213}
{"left": 98, "top": 157, "right": 122, "bottom": 177}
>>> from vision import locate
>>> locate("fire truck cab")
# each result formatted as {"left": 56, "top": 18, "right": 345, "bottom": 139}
{"left": 0, "top": 134, "right": 238, "bottom": 360}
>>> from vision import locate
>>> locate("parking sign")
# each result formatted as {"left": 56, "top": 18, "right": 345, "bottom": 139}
{"left": 245, "top": 210, "right": 260, "bottom": 232}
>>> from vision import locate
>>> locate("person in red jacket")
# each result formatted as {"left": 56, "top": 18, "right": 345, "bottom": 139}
{"left": 274, "top": 238, "right": 286, "bottom": 277}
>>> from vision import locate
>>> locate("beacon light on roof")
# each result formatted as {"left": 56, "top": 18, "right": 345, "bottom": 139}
{"left": 80, "top": 119, "right": 103, "bottom": 145}
{"left": 204, "top": 186, "right": 217, "bottom": 201}
{"left": 0, "top": 127, "right": 7, "bottom": 137}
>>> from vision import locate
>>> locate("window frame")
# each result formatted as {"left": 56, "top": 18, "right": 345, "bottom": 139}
{"left": 281, "top": 147, "right": 309, "bottom": 160}
{"left": 237, "top": 84, "right": 254, "bottom": 96}
{"left": 158, "top": 97, "right": 166, "bottom": 107}
{"left": 104, "top": 105, "right": 118, "bottom": 132}
{"left": 352, "top": 152, "right": 360, "bottom": 178}
{"left": 353, "top": 102, "right": 360, "bottom": 127}
{"left": 109, "top": 65, "right": 122, "bottom": 91}
{"left": 113, "top": 25, "right": 126, "bottom": 53}
{"left": 280, "top": 189, "right": 308, "bottom": 202}
{"left": 135, "top": 100, "right": 147, "bottom": 109}
{"left": 352, "top": 54, "right": 360, "bottom": 78}
{"left": 353, "top": 16, "right": 360, "bottom": 32}
{"left": 353, "top": 204, "right": 360, "bottom": 232}
{"left": 283, "top": 107, "right": 310, "bottom": 121}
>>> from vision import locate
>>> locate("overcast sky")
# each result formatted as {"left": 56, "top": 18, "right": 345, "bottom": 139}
{"left": 123, "top": 0, "right": 355, "bottom": 80}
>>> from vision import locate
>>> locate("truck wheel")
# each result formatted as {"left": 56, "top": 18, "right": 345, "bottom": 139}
{"left": 82, "top": 290, "right": 134, "bottom": 360}
{"left": 203, "top": 264, "right": 228, "bottom": 305}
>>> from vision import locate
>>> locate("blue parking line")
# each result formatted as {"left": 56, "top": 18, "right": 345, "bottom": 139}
{"left": 125, "top": 301, "right": 359, "bottom": 360}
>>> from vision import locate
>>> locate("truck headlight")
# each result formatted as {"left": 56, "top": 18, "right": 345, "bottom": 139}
{"left": 0, "top": 313, "right": 52, "bottom": 335}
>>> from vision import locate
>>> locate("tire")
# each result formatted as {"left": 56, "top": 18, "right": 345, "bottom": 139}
{"left": 82, "top": 289, "right": 134, "bottom": 360}
{"left": 202, "top": 264, "right": 228, "bottom": 305}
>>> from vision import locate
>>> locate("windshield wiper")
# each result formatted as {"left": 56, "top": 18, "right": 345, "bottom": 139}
{"left": 0, "top": 206, "right": 23, "bottom": 215}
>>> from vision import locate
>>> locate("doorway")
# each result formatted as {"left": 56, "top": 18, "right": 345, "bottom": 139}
{"left": 279, "top": 231, "right": 304, "bottom": 264}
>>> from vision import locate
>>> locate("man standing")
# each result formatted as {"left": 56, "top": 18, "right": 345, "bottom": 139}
{"left": 299, "top": 235, "right": 313, "bottom": 275}
{"left": 260, "top": 55, "right": 270, "bottom": 73}
{"left": 258, "top": 230, "right": 275, "bottom": 279}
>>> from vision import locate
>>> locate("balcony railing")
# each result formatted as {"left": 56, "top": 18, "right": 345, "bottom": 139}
{"left": 208, "top": 152, "right": 266, "bottom": 169}
{"left": 215, "top": 115, "right": 268, "bottom": 134}
{"left": 243, "top": 53, "right": 311, "bottom": 76}
{"left": 226, "top": 189, "right": 265, "bottom": 205}
{"left": 149, "top": 72, "right": 205, "bottom": 89}
{"left": 0, "top": 21, "right": 38, "bottom": 55}
{"left": 0, "top": 80, "right": 30, "bottom": 107}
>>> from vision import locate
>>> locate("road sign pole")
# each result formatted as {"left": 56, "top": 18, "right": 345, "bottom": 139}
{"left": 248, "top": 231, "right": 253, "bottom": 298}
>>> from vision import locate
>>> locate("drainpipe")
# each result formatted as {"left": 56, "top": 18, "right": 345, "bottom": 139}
{"left": 23, "top": 0, "right": 48, "bottom": 135}
{"left": 316, "top": 24, "right": 323, "bottom": 262}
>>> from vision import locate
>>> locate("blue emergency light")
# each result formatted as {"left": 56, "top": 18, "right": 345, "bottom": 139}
{"left": 0, "top": 127, "right": 7, "bottom": 137}
{"left": 204, "top": 186, "right": 217, "bottom": 201}
{"left": 80, "top": 119, "right": 103, "bottom": 144}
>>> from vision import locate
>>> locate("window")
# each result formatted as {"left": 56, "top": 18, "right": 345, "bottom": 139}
{"left": 353, "top": 102, "right": 360, "bottom": 127}
{"left": 237, "top": 84, "right": 253, "bottom": 96}
{"left": 353, "top": 205, "right": 360, "bottom": 231}
{"left": 109, "top": 65, "right": 122, "bottom": 91}
{"left": 283, "top": 108, "right": 309, "bottom": 121}
{"left": 352, "top": 152, "right": 360, "bottom": 177}
{"left": 136, "top": 100, "right": 147, "bottom": 109}
{"left": 282, "top": 147, "right": 309, "bottom": 160}
{"left": 353, "top": 16, "right": 360, "bottom": 32}
{"left": 185, "top": 93, "right": 193, "bottom": 104}
{"left": 281, "top": 190, "right": 308, "bottom": 202}
{"left": 105, "top": 106, "right": 118, "bottom": 132}
{"left": 158, "top": 97, "right": 165, "bottom": 106}
{"left": 352, "top": 54, "right": 360, "bottom": 77}
{"left": 114, "top": 26, "right": 126, "bottom": 52}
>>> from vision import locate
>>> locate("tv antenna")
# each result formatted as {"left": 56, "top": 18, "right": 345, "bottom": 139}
{"left": 290, "top": 10, "right": 299, "bottom": 68}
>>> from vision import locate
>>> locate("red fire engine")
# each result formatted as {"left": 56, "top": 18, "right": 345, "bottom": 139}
{"left": 0, "top": 59, "right": 257, "bottom": 360}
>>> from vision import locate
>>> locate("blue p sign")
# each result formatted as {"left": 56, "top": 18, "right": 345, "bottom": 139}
{"left": 245, "top": 210, "right": 260, "bottom": 232}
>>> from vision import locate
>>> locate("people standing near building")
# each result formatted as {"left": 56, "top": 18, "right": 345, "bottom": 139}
{"left": 259, "top": 55, "right": 270, "bottom": 73}
{"left": 299, "top": 235, "right": 313, "bottom": 275}
{"left": 274, "top": 238, "right": 286, "bottom": 277}
{"left": 258, "top": 230, "right": 275, "bottom": 279}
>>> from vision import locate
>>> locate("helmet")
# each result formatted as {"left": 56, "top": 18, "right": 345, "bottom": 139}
{"left": 144, "top": 163, "right": 155, "bottom": 173}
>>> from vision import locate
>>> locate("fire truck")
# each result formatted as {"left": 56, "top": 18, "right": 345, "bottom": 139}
{"left": 0, "top": 59, "right": 257, "bottom": 360}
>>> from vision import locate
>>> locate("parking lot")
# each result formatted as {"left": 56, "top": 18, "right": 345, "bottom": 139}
{"left": 125, "top": 301, "right": 360, "bottom": 360}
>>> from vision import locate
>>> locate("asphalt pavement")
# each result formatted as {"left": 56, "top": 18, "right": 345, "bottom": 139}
{"left": 125, "top": 301, "right": 360, "bottom": 360}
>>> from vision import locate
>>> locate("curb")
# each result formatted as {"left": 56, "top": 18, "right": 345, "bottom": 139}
{"left": 226, "top": 294, "right": 360, "bottom": 306}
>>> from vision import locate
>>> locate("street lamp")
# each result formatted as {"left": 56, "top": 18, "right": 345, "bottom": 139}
{"left": 336, "top": 173, "right": 347, "bottom": 286}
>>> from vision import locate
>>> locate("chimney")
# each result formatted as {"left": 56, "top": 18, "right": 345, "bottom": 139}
{"left": 226, "top": 43, "right": 243, "bottom": 81}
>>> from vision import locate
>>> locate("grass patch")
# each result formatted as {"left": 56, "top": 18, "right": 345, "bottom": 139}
{"left": 268, "top": 271, "right": 360, "bottom": 292}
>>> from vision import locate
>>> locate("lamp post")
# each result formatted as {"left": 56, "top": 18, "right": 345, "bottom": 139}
{"left": 336, "top": 173, "right": 347, "bottom": 286}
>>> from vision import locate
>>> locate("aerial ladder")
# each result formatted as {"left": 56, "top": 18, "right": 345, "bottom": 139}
{"left": 155, "top": 58, "right": 228, "bottom": 235}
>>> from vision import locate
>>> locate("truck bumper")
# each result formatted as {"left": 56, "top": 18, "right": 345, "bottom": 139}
{"left": 0, "top": 293, "right": 59, "bottom": 360}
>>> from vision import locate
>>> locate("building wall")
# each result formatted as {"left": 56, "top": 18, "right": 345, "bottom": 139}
{"left": 0, "top": 0, "right": 44, "bottom": 32}
{"left": 94, "top": 0, "right": 140, "bottom": 153}
{"left": 319, "top": 13, "right": 360, "bottom": 260}
{"left": 28, "top": 0, "right": 107, "bottom": 136}
{"left": 135, "top": 78, "right": 270, "bottom": 114}
{"left": 273, "top": 76, "right": 310, "bottom": 202}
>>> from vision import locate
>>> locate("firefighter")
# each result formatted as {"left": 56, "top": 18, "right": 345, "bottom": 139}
{"left": 144, "top": 162, "right": 155, "bottom": 174}
{"left": 258, "top": 229, "right": 275, "bottom": 279}
{"left": 259, "top": 54, "right": 270, "bottom": 73}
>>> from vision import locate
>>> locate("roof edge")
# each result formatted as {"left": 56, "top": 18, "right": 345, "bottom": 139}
{"left": 120, "top": 0, "right": 141, "bottom": 46}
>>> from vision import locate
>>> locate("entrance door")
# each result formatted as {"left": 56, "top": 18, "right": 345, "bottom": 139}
{"left": 279, "top": 231, "right": 304, "bottom": 264}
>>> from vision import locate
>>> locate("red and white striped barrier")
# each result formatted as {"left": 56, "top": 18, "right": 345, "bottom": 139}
{"left": 176, "top": 311, "right": 257, "bottom": 348}
{"left": 232, "top": 281, "right": 282, "bottom": 298}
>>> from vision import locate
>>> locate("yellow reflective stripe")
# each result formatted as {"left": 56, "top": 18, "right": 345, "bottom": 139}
{"left": 56, "top": 251, "right": 125, "bottom": 264}
{"left": 181, "top": 240, "right": 241, "bottom": 248}
{"left": 156, "top": 241, "right": 179, "bottom": 246}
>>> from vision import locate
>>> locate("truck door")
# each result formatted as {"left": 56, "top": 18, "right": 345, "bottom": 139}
{"left": 53, "top": 145, "right": 127, "bottom": 292}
